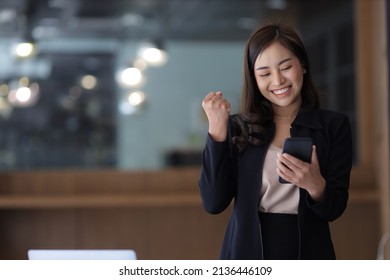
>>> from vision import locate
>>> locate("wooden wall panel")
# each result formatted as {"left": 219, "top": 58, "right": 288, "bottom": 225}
{"left": 0, "top": 210, "right": 77, "bottom": 260}
{"left": 0, "top": 207, "right": 230, "bottom": 260}
{"left": 0, "top": 168, "right": 381, "bottom": 260}
{"left": 331, "top": 201, "right": 380, "bottom": 260}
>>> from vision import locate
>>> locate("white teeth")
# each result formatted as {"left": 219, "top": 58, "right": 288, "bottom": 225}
{"left": 273, "top": 87, "right": 289, "bottom": 95}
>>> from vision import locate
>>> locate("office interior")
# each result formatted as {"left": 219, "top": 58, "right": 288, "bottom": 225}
{"left": 0, "top": 0, "right": 389, "bottom": 260}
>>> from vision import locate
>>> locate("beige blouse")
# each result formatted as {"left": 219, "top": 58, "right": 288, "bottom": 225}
{"left": 259, "top": 144, "right": 299, "bottom": 214}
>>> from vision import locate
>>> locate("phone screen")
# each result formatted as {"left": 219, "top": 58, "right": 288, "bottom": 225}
{"left": 279, "top": 137, "right": 313, "bottom": 184}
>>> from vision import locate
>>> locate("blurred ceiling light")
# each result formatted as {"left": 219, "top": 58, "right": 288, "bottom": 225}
{"left": 30, "top": 82, "right": 40, "bottom": 96}
{"left": 119, "top": 90, "right": 147, "bottom": 115}
{"left": 0, "top": 84, "right": 9, "bottom": 97}
{"left": 80, "top": 74, "right": 98, "bottom": 90}
{"left": 15, "top": 87, "right": 31, "bottom": 102}
{"left": 141, "top": 47, "right": 168, "bottom": 66}
{"left": 7, "top": 80, "right": 40, "bottom": 107}
{"left": 14, "top": 42, "right": 35, "bottom": 58}
{"left": 128, "top": 91, "right": 145, "bottom": 106}
{"left": 118, "top": 67, "right": 143, "bottom": 87}
{"left": 19, "top": 76, "right": 29, "bottom": 87}
{"left": 140, "top": 40, "right": 168, "bottom": 67}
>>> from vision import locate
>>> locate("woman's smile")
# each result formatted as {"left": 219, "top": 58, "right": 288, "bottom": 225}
{"left": 271, "top": 86, "right": 291, "bottom": 96}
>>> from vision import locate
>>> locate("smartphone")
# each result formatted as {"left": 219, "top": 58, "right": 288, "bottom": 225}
{"left": 279, "top": 137, "right": 313, "bottom": 184}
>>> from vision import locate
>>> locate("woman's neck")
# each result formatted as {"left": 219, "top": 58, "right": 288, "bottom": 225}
{"left": 273, "top": 108, "right": 299, "bottom": 121}
{"left": 272, "top": 98, "right": 301, "bottom": 120}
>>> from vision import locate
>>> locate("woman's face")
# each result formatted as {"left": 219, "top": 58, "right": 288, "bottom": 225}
{"left": 254, "top": 42, "right": 304, "bottom": 113}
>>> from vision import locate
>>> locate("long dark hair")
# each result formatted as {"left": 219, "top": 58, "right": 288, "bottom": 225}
{"left": 233, "top": 22, "right": 321, "bottom": 151}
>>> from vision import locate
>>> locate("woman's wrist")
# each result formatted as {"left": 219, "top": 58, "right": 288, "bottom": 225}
{"left": 309, "top": 178, "right": 326, "bottom": 202}
{"left": 208, "top": 125, "right": 227, "bottom": 142}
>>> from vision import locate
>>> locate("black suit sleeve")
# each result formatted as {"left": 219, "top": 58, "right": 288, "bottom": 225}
{"left": 198, "top": 118, "right": 237, "bottom": 214}
{"left": 308, "top": 114, "right": 353, "bottom": 221}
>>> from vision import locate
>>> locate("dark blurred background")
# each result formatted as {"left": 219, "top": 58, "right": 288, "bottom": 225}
{"left": 0, "top": 0, "right": 355, "bottom": 170}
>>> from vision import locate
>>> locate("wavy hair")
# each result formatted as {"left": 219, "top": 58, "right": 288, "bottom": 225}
{"left": 232, "top": 22, "right": 321, "bottom": 151}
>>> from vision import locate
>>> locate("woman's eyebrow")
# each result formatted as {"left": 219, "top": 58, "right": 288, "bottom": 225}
{"left": 255, "top": 57, "right": 293, "bottom": 70}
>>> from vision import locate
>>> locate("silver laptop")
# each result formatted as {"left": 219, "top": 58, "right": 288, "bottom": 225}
{"left": 27, "top": 249, "right": 137, "bottom": 260}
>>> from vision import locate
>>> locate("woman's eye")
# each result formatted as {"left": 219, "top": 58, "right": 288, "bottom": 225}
{"left": 260, "top": 73, "right": 270, "bottom": 77}
{"left": 281, "top": 65, "right": 292, "bottom": 71}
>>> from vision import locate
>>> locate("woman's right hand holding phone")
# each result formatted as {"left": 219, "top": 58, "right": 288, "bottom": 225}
{"left": 202, "top": 91, "right": 231, "bottom": 142}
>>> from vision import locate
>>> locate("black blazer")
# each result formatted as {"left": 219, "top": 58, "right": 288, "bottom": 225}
{"left": 198, "top": 109, "right": 353, "bottom": 259}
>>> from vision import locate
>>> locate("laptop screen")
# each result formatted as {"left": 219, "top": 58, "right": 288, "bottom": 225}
{"left": 27, "top": 249, "right": 137, "bottom": 260}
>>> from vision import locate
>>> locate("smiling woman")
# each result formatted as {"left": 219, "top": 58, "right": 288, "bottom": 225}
{"left": 199, "top": 22, "right": 353, "bottom": 260}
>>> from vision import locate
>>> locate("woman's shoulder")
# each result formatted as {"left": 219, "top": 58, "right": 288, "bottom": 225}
{"left": 300, "top": 108, "right": 349, "bottom": 120}
{"left": 317, "top": 108, "right": 347, "bottom": 116}
{"left": 295, "top": 109, "right": 350, "bottom": 130}
{"left": 315, "top": 109, "right": 349, "bottom": 121}
{"left": 312, "top": 109, "right": 351, "bottom": 132}
{"left": 317, "top": 110, "right": 351, "bottom": 129}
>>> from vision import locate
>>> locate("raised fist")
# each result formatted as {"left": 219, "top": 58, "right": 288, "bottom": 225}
{"left": 201, "top": 91, "right": 231, "bottom": 141}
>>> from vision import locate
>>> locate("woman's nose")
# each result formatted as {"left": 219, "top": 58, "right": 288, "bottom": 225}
{"left": 272, "top": 71, "right": 285, "bottom": 85}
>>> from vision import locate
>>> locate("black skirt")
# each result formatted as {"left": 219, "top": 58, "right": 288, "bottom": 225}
{"left": 258, "top": 212, "right": 299, "bottom": 260}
